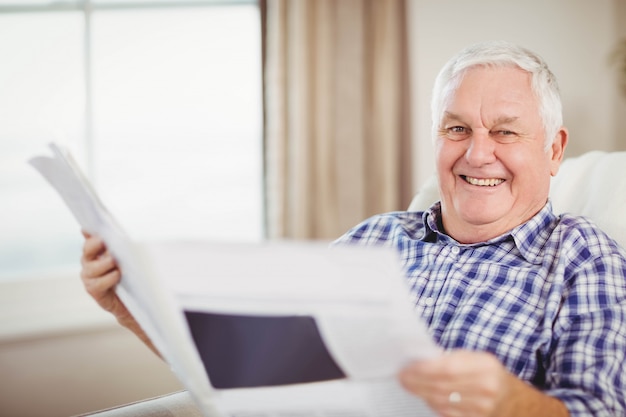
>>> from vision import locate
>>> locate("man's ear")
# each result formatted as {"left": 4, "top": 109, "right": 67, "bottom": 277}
{"left": 549, "top": 127, "right": 568, "bottom": 176}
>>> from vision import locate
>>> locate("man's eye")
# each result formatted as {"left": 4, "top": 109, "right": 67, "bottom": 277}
{"left": 440, "top": 126, "right": 471, "bottom": 141}
{"left": 438, "top": 125, "right": 470, "bottom": 140}
{"left": 492, "top": 130, "right": 519, "bottom": 142}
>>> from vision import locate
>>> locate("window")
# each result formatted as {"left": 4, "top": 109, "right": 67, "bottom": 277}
{"left": 0, "top": 0, "right": 263, "bottom": 283}
{"left": 0, "top": 10, "right": 85, "bottom": 280}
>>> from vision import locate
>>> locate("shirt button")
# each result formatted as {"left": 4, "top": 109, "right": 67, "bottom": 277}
{"left": 451, "top": 246, "right": 460, "bottom": 255}
{"left": 424, "top": 297, "right": 435, "bottom": 307}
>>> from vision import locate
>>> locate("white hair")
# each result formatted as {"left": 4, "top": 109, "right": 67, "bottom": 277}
{"left": 431, "top": 40, "right": 563, "bottom": 150}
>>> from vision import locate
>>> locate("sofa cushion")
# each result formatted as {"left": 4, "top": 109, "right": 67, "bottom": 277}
{"left": 550, "top": 150, "right": 626, "bottom": 248}
{"left": 73, "top": 391, "right": 201, "bottom": 417}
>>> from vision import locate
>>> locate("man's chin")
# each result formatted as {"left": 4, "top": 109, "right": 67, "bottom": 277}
{"left": 453, "top": 198, "right": 509, "bottom": 220}
{"left": 457, "top": 208, "right": 512, "bottom": 231}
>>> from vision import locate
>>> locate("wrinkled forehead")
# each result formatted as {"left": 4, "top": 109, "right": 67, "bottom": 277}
{"left": 438, "top": 64, "right": 538, "bottom": 120}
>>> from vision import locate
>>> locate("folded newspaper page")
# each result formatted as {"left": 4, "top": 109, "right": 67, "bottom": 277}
{"left": 29, "top": 143, "right": 441, "bottom": 417}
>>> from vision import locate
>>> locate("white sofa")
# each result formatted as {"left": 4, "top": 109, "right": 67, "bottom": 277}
{"left": 75, "top": 391, "right": 201, "bottom": 417}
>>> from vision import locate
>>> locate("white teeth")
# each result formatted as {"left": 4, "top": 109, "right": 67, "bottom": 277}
{"left": 464, "top": 176, "right": 504, "bottom": 187}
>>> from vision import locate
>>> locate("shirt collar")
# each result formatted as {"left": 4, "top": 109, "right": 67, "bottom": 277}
{"left": 421, "top": 202, "right": 445, "bottom": 242}
{"left": 509, "top": 202, "right": 557, "bottom": 264}
{"left": 421, "top": 201, "right": 557, "bottom": 264}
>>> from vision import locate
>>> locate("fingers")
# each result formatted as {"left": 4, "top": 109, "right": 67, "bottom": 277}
{"left": 399, "top": 351, "right": 507, "bottom": 417}
{"left": 81, "top": 234, "right": 106, "bottom": 262}
{"left": 80, "top": 234, "right": 122, "bottom": 309}
{"left": 399, "top": 361, "right": 463, "bottom": 415}
{"left": 81, "top": 248, "right": 117, "bottom": 280}
{"left": 78, "top": 233, "right": 138, "bottom": 335}
{"left": 82, "top": 268, "right": 122, "bottom": 312}
{"left": 80, "top": 234, "right": 119, "bottom": 277}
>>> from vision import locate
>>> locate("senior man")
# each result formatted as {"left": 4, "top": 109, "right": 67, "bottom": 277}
{"left": 81, "top": 41, "right": 626, "bottom": 417}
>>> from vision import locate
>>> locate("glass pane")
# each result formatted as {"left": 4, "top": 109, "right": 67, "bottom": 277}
{"left": 0, "top": 12, "right": 84, "bottom": 280}
{"left": 92, "top": 5, "right": 263, "bottom": 242}
{"left": 0, "top": 1, "right": 75, "bottom": 5}
{"left": 92, "top": 0, "right": 249, "bottom": 4}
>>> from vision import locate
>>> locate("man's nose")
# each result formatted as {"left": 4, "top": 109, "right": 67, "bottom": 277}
{"left": 465, "top": 131, "right": 496, "bottom": 166}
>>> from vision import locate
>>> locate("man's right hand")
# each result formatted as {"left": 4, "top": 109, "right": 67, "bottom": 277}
{"left": 80, "top": 232, "right": 160, "bottom": 356}
{"left": 80, "top": 232, "right": 130, "bottom": 320}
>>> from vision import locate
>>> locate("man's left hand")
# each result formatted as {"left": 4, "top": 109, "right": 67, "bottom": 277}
{"left": 398, "top": 350, "right": 509, "bottom": 417}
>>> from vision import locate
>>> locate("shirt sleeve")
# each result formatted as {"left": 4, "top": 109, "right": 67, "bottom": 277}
{"left": 545, "top": 253, "right": 626, "bottom": 417}
{"left": 332, "top": 215, "right": 398, "bottom": 247}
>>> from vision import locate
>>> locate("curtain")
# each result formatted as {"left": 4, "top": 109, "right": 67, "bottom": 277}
{"left": 263, "top": 0, "right": 412, "bottom": 240}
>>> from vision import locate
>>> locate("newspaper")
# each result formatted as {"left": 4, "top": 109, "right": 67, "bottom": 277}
{"left": 29, "top": 143, "right": 441, "bottom": 417}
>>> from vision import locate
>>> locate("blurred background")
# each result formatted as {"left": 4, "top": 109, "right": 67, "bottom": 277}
{"left": 1, "top": 0, "right": 625, "bottom": 416}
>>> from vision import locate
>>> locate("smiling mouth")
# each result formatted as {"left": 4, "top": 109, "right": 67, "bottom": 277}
{"left": 461, "top": 175, "right": 505, "bottom": 187}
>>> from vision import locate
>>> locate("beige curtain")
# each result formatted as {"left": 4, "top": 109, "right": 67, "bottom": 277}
{"left": 264, "top": 0, "right": 413, "bottom": 240}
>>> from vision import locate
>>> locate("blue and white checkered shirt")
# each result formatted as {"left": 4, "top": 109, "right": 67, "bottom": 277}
{"left": 333, "top": 202, "right": 626, "bottom": 417}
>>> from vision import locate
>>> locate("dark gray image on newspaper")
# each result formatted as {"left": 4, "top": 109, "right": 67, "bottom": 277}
{"left": 184, "top": 311, "right": 347, "bottom": 389}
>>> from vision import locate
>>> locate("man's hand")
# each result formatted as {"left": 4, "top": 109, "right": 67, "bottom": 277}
{"left": 398, "top": 350, "right": 569, "bottom": 417}
{"left": 80, "top": 232, "right": 128, "bottom": 319}
{"left": 80, "top": 231, "right": 160, "bottom": 356}
{"left": 399, "top": 350, "right": 507, "bottom": 417}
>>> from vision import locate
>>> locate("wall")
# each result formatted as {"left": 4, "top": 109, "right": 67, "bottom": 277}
{"left": 614, "top": 0, "right": 626, "bottom": 146}
{"left": 0, "top": 275, "right": 184, "bottom": 417}
{"left": 0, "top": 324, "right": 183, "bottom": 417}
{"left": 408, "top": 0, "right": 626, "bottom": 188}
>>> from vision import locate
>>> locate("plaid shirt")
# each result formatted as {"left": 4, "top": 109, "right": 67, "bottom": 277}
{"left": 333, "top": 202, "right": 626, "bottom": 417}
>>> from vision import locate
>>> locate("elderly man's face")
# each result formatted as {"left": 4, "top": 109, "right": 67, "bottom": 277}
{"left": 435, "top": 66, "right": 567, "bottom": 243}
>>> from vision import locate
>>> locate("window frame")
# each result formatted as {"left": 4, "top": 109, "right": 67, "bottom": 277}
{"left": 0, "top": 0, "right": 261, "bottom": 341}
